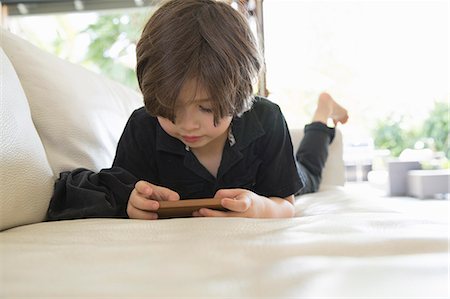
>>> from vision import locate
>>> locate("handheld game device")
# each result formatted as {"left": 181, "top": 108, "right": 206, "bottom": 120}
{"left": 157, "top": 198, "right": 227, "bottom": 219}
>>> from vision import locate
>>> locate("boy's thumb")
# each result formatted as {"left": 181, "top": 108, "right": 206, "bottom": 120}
{"left": 215, "top": 188, "right": 240, "bottom": 199}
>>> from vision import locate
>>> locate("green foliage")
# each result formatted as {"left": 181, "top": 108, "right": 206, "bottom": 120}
{"left": 373, "top": 101, "right": 449, "bottom": 158}
{"left": 422, "top": 102, "right": 449, "bottom": 157}
{"left": 372, "top": 116, "right": 419, "bottom": 157}
{"left": 47, "top": 10, "right": 153, "bottom": 90}
{"left": 82, "top": 11, "right": 152, "bottom": 90}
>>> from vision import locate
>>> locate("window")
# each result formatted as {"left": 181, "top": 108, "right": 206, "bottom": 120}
{"left": 4, "top": 0, "right": 448, "bottom": 163}
{"left": 4, "top": 3, "right": 157, "bottom": 90}
{"left": 263, "top": 0, "right": 448, "bottom": 137}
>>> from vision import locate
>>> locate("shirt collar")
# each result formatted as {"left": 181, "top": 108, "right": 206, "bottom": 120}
{"left": 231, "top": 108, "right": 265, "bottom": 151}
{"left": 155, "top": 121, "right": 186, "bottom": 155}
{"left": 155, "top": 108, "right": 266, "bottom": 155}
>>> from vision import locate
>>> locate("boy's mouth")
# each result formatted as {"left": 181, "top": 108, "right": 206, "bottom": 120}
{"left": 182, "top": 135, "right": 201, "bottom": 143}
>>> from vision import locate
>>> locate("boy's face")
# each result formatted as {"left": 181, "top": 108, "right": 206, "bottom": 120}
{"left": 157, "top": 79, "right": 232, "bottom": 151}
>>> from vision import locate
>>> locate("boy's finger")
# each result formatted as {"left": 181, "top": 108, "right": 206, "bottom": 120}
{"left": 198, "top": 208, "right": 230, "bottom": 217}
{"left": 221, "top": 196, "right": 250, "bottom": 212}
{"left": 134, "top": 180, "right": 154, "bottom": 196}
{"left": 129, "top": 189, "right": 159, "bottom": 211}
{"left": 132, "top": 194, "right": 159, "bottom": 211}
{"left": 152, "top": 186, "right": 180, "bottom": 202}
{"left": 214, "top": 188, "right": 242, "bottom": 199}
{"left": 192, "top": 210, "right": 203, "bottom": 217}
{"left": 128, "top": 205, "right": 158, "bottom": 220}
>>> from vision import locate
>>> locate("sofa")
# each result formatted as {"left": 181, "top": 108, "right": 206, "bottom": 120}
{"left": 1, "top": 28, "right": 448, "bottom": 298}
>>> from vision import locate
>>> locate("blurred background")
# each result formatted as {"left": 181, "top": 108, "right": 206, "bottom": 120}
{"left": 1, "top": 0, "right": 449, "bottom": 185}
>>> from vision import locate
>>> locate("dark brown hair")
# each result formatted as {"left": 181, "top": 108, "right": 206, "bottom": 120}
{"left": 136, "top": 0, "right": 262, "bottom": 123}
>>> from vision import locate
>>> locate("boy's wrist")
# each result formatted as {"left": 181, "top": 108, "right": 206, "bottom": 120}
{"left": 260, "top": 195, "right": 295, "bottom": 218}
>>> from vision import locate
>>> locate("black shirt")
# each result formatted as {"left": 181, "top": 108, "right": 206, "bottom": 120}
{"left": 112, "top": 97, "right": 303, "bottom": 199}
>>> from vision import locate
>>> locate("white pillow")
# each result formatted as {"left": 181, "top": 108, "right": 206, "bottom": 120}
{"left": 0, "top": 48, "right": 54, "bottom": 231}
{"left": 1, "top": 29, "right": 143, "bottom": 176}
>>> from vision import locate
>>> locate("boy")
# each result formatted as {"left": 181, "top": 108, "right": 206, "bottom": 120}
{"left": 112, "top": 0, "right": 348, "bottom": 220}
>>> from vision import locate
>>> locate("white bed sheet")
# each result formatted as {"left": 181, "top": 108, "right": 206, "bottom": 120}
{"left": 1, "top": 187, "right": 448, "bottom": 298}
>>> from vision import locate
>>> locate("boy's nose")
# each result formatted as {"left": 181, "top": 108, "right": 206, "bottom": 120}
{"left": 176, "top": 111, "right": 200, "bottom": 131}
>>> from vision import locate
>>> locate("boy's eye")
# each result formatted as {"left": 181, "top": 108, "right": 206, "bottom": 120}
{"left": 199, "top": 105, "right": 213, "bottom": 113}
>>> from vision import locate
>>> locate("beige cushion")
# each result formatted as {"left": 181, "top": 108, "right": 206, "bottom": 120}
{"left": 0, "top": 192, "right": 447, "bottom": 297}
{"left": 0, "top": 48, "right": 54, "bottom": 231}
{"left": 1, "top": 29, "right": 143, "bottom": 176}
{"left": 290, "top": 128, "right": 345, "bottom": 187}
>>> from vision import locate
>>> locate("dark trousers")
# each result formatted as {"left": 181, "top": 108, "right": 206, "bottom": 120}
{"left": 295, "top": 122, "right": 335, "bottom": 195}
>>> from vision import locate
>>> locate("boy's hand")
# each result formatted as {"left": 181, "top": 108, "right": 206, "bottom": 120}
{"left": 193, "top": 189, "right": 264, "bottom": 218}
{"left": 127, "top": 180, "right": 180, "bottom": 220}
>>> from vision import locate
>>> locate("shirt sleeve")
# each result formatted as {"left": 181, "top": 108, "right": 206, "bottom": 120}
{"left": 254, "top": 106, "right": 303, "bottom": 198}
{"left": 46, "top": 167, "right": 137, "bottom": 220}
{"left": 112, "top": 109, "right": 158, "bottom": 184}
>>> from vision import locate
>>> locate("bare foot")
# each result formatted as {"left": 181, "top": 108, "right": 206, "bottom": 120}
{"left": 314, "top": 92, "right": 349, "bottom": 125}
